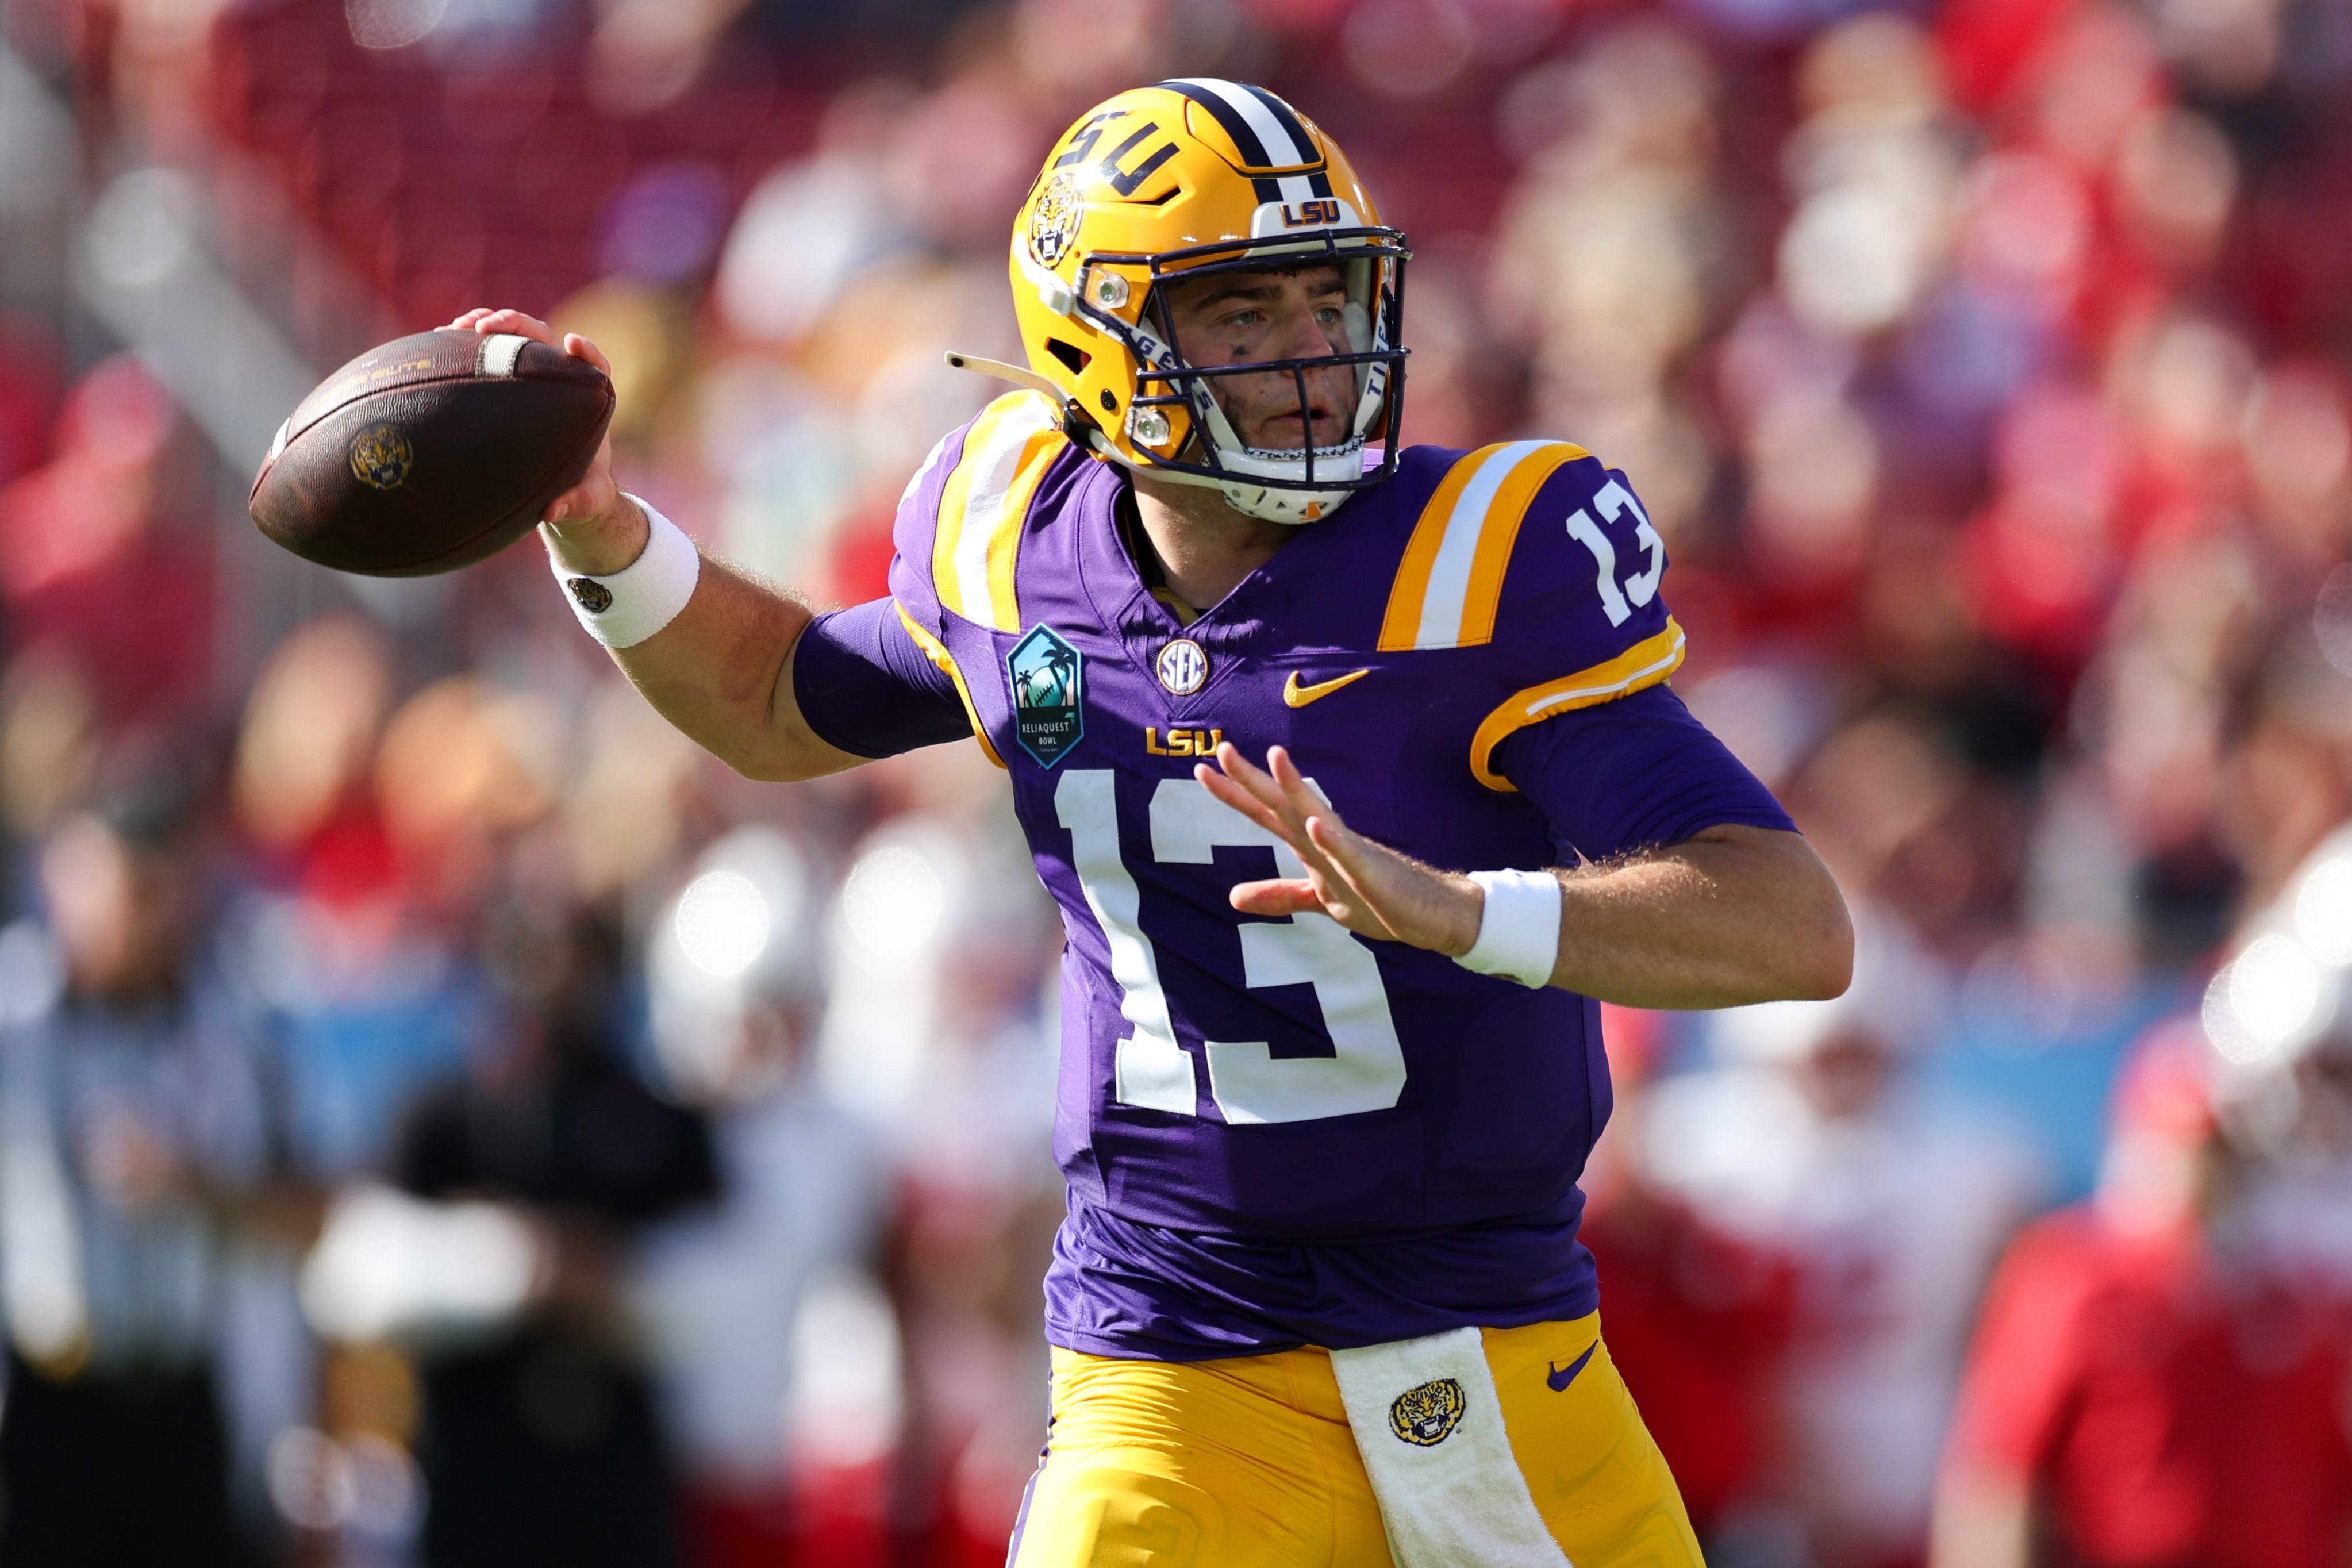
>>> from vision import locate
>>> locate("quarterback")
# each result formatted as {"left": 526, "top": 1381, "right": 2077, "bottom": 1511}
{"left": 463, "top": 79, "right": 1850, "bottom": 1568}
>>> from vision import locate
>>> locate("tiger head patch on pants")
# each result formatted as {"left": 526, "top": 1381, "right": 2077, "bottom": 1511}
{"left": 1388, "top": 1378, "right": 1466, "bottom": 1446}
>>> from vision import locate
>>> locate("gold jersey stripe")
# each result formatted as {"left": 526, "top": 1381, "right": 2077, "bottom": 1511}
{"left": 1378, "top": 441, "right": 1589, "bottom": 651}
{"left": 985, "top": 426, "right": 1060, "bottom": 627}
{"left": 934, "top": 393, "right": 1061, "bottom": 632}
{"left": 894, "top": 601, "right": 1007, "bottom": 770}
{"left": 1467, "top": 618, "right": 1686, "bottom": 791}
{"left": 1378, "top": 445, "right": 1493, "bottom": 651}
{"left": 1457, "top": 444, "right": 1584, "bottom": 647}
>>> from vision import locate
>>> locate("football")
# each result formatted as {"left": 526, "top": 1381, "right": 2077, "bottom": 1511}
{"left": 249, "top": 329, "right": 613, "bottom": 577}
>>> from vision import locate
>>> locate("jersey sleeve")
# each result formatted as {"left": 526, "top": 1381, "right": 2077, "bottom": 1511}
{"left": 871, "top": 395, "right": 1069, "bottom": 770}
{"left": 1493, "top": 685, "right": 1796, "bottom": 862}
{"left": 791, "top": 598, "right": 973, "bottom": 759}
{"left": 887, "top": 390, "right": 1067, "bottom": 637}
{"left": 1377, "top": 444, "right": 1686, "bottom": 791}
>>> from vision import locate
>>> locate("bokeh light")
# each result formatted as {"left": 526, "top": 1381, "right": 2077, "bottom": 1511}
{"left": 673, "top": 867, "right": 771, "bottom": 981}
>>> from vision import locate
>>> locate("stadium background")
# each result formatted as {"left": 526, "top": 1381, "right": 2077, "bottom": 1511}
{"left": 1, "top": 0, "right": 2350, "bottom": 1563}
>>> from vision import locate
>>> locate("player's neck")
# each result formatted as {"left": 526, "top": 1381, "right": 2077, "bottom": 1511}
{"left": 1127, "top": 473, "right": 1292, "bottom": 616}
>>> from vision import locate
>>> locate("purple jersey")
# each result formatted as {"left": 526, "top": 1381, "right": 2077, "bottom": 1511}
{"left": 882, "top": 391, "right": 1739, "bottom": 1356}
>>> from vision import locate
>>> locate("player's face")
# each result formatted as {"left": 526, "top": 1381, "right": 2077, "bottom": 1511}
{"left": 1157, "top": 263, "right": 1359, "bottom": 453}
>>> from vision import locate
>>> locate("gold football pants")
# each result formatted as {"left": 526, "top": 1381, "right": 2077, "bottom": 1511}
{"left": 1006, "top": 1313, "right": 1705, "bottom": 1567}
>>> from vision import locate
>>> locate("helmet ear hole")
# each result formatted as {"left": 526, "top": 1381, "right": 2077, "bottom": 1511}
{"left": 1046, "top": 339, "right": 1090, "bottom": 377}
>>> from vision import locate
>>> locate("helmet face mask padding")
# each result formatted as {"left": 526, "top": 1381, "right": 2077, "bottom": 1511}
{"left": 1002, "top": 81, "right": 1412, "bottom": 525}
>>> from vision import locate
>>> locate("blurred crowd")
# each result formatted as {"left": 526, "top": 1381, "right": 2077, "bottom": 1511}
{"left": 0, "top": 0, "right": 2350, "bottom": 1565}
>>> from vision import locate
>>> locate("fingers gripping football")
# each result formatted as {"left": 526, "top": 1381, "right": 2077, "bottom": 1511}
{"left": 450, "top": 308, "right": 637, "bottom": 566}
{"left": 1197, "top": 744, "right": 1484, "bottom": 957}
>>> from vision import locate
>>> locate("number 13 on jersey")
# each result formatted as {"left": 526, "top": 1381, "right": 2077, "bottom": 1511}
{"left": 1055, "top": 768, "right": 1408, "bottom": 1127}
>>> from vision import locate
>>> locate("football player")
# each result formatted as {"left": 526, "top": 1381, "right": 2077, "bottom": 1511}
{"left": 457, "top": 78, "right": 1851, "bottom": 1568}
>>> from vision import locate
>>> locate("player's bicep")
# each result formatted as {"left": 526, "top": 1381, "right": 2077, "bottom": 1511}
{"left": 788, "top": 598, "right": 977, "bottom": 767}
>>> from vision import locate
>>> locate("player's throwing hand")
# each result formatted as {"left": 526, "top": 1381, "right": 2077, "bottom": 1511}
{"left": 1197, "top": 743, "right": 1489, "bottom": 959}
{"left": 447, "top": 308, "right": 641, "bottom": 569}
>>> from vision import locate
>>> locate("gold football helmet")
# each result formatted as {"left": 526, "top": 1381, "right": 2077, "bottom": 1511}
{"left": 977, "top": 79, "right": 1410, "bottom": 524}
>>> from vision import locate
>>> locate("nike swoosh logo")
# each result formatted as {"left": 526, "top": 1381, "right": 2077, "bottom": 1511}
{"left": 1546, "top": 1343, "right": 1598, "bottom": 1393}
{"left": 1282, "top": 668, "right": 1371, "bottom": 708}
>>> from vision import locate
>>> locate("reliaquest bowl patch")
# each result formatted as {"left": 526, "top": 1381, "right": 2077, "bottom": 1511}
{"left": 1008, "top": 624, "right": 1084, "bottom": 767}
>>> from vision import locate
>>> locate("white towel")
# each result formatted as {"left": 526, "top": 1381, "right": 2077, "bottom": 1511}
{"left": 1330, "top": 1325, "right": 1574, "bottom": 1567}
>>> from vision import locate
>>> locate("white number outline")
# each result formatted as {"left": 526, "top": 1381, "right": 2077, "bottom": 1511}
{"left": 1055, "top": 769, "right": 1407, "bottom": 1125}
{"left": 1565, "top": 478, "right": 1665, "bottom": 627}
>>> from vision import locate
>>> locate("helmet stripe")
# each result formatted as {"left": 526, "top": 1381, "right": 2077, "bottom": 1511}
{"left": 1235, "top": 83, "right": 1319, "bottom": 164}
{"left": 1157, "top": 79, "right": 1272, "bottom": 166}
{"left": 1159, "top": 78, "right": 1317, "bottom": 171}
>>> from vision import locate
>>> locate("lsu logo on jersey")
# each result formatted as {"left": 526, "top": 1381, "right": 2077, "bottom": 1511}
{"left": 1144, "top": 726, "right": 1223, "bottom": 757}
{"left": 1388, "top": 1378, "right": 1466, "bottom": 1446}
{"left": 1008, "top": 625, "right": 1084, "bottom": 767}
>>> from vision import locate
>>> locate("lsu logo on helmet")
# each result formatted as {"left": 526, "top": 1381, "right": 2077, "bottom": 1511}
{"left": 1028, "top": 171, "right": 1083, "bottom": 268}
{"left": 996, "top": 80, "right": 1412, "bottom": 527}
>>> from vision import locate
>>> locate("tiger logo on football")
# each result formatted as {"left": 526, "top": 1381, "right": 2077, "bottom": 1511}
{"left": 347, "top": 424, "right": 414, "bottom": 491}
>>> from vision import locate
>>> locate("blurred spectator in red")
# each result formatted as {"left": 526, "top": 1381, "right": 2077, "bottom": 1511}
{"left": 230, "top": 634, "right": 532, "bottom": 1188}
{"left": 1579, "top": 1004, "right": 1798, "bottom": 1550}
{"left": 0, "top": 316, "right": 61, "bottom": 491}
{"left": 0, "top": 356, "right": 212, "bottom": 728}
{"left": 0, "top": 773, "right": 294, "bottom": 1568}
{"left": 1644, "top": 919, "right": 2049, "bottom": 1568}
{"left": 1932, "top": 1024, "right": 2352, "bottom": 1568}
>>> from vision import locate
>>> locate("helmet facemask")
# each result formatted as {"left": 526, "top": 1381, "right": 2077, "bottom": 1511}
{"left": 1075, "top": 228, "right": 1409, "bottom": 525}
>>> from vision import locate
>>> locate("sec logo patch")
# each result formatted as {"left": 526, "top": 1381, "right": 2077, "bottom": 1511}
{"left": 1156, "top": 638, "right": 1208, "bottom": 695}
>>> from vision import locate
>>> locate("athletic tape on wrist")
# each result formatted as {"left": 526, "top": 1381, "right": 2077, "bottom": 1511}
{"left": 1456, "top": 869, "right": 1562, "bottom": 989}
{"left": 547, "top": 497, "right": 700, "bottom": 650}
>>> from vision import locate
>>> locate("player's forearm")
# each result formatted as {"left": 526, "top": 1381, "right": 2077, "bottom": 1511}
{"left": 545, "top": 499, "right": 862, "bottom": 783}
{"left": 1545, "top": 825, "right": 1852, "bottom": 1009}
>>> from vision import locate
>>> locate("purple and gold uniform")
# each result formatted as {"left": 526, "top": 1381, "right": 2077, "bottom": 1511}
{"left": 795, "top": 394, "right": 1791, "bottom": 1565}
{"left": 773, "top": 73, "right": 1803, "bottom": 1568}
{"left": 800, "top": 392, "right": 1790, "bottom": 1361}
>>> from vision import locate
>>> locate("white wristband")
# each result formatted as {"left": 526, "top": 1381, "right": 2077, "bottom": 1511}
{"left": 1456, "top": 869, "right": 1563, "bottom": 989}
{"left": 547, "top": 496, "right": 700, "bottom": 649}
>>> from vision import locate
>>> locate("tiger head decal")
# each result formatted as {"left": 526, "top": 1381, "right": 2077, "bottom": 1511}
{"left": 347, "top": 424, "right": 414, "bottom": 491}
{"left": 1387, "top": 1377, "right": 1466, "bottom": 1447}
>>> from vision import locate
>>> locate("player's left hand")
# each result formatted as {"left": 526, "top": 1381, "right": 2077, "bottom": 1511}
{"left": 1197, "top": 744, "right": 1484, "bottom": 957}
